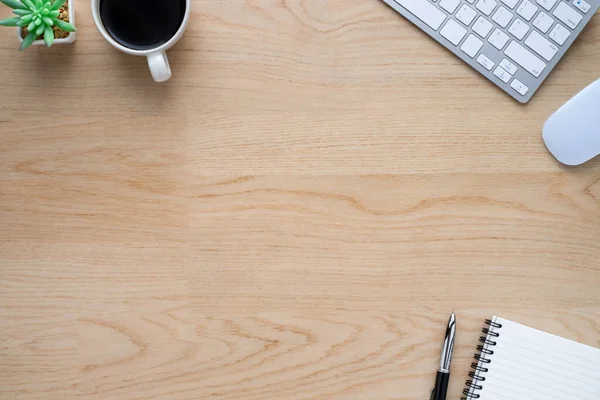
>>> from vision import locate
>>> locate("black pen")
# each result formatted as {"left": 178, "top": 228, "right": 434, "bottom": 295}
{"left": 430, "top": 312, "right": 456, "bottom": 400}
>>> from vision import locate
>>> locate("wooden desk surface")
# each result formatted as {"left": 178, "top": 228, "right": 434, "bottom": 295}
{"left": 1, "top": 1, "right": 599, "bottom": 399}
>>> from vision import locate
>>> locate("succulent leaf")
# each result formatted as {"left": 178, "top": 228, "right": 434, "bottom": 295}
{"left": 53, "top": 18, "right": 75, "bottom": 32}
{"left": 0, "top": 16, "right": 20, "bottom": 26}
{"left": 13, "top": 8, "right": 31, "bottom": 15}
{"left": 20, "top": 0, "right": 35, "bottom": 10}
{"left": 0, "top": 0, "right": 28, "bottom": 10}
{"left": 20, "top": 29, "right": 36, "bottom": 50}
{"left": 49, "top": 0, "right": 64, "bottom": 10}
{"left": 43, "top": 23, "right": 53, "bottom": 46}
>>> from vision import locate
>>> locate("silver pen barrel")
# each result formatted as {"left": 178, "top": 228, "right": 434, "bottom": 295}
{"left": 438, "top": 312, "right": 456, "bottom": 373}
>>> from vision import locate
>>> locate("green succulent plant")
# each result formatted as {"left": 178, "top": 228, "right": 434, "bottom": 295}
{"left": 0, "top": 0, "right": 76, "bottom": 50}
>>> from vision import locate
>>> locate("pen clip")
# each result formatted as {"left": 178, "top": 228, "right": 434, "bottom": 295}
{"left": 429, "top": 387, "right": 434, "bottom": 400}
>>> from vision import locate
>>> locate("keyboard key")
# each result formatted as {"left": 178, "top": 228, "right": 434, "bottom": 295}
{"left": 395, "top": 0, "right": 447, "bottom": 30}
{"left": 549, "top": 23, "right": 571, "bottom": 44}
{"left": 525, "top": 30, "right": 559, "bottom": 61}
{"left": 456, "top": 4, "right": 478, "bottom": 26}
{"left": 476, "top": 0, "right": 498, "bottom": 15}
{"left": 489, "top": 28, "right": 510, "bottom": 50}
{"left": 517, "top": 0, "right": 538, "bottom": 20}
{"left": 492, "top": 6, "right": 514, "bottom": 27}
{"left": 460, "top": 34, "right": 484, "bottom": 57}
{"left": 510, "top": 79, "right": 529, "bottom": 95}
{"left": 572, "top": 0, "right": 591, "bottom": 13}
{"left": 501, "top": 0, "right": 519, "bottom": 8}
{"left": 477, "top": 54, "right": 495, "bottom": 70}
{"left": 553, "top": 2, "right": 582, "bottom": 29}
{"left": 473, "top": 16, "right": 494, "bottom": 37}
{"left": 494, "top": 65, "right": 512, "bottom": 82}
{"left": 500, "top": 58, "right": 518, "bottom": 74}
{"left": 537, "top": 0, "right": 558, "bottom": 11}
{"left": 508, "top": 18, "right": 530, "bottom": 39}
{"left": 504, "top": 40, "right": 547, "bottom": 77}
{"left": 533, "top": 11, "right": 554, "bottom": 33}
{"left": 440, "top": 19, "right": 468, "bottom": 45}
{"left": 440, "top": 0, "right": 461, "bottom": 13}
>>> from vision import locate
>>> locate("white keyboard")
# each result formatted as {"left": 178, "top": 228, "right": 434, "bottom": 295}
{"left": 381, "top": 0, "right": 599, "bottom": 102}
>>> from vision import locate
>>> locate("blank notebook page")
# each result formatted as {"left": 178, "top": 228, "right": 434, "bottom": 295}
{"left": 466, "top": 316, "right": 600, "bottom": 400}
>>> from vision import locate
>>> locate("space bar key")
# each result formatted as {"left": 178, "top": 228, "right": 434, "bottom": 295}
{"left": 394, "top": 0, "right": 447, "bottom": 31}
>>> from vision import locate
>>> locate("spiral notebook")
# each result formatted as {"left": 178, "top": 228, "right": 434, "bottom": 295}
{"left": 462, "top": 316, "right": 600, "bottom": 400}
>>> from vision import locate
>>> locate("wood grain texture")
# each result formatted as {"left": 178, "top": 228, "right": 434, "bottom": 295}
{"left": 1, "top": 1, "right": 600, "bottom": 399}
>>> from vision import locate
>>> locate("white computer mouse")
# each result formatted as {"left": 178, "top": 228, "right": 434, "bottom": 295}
{"left": 542, "top": 79, "right": 600, "bottom": 166}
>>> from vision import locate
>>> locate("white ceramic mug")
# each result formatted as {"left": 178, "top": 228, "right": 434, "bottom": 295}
{"left": 91, "top": 0, "right": 190, "bottom": 82}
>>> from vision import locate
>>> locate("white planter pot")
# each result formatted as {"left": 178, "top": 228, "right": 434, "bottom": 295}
{"left": 17, "top": 0, "right": 76, "bottom": 46}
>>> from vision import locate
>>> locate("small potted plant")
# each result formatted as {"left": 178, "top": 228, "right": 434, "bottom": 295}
{"left": 0, "top": 0, "right": 76, "bottom": 50}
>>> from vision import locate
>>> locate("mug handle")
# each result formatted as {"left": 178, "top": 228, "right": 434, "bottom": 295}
{"left": 147, "top": 51, "right": 172, "bottom": 82}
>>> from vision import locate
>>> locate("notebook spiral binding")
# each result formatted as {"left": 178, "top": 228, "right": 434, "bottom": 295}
{"left": 460, "top": 319, "right": 503, "bottom": 400}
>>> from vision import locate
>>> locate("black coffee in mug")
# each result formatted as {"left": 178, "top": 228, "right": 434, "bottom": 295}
{"left": 100, "top": 0, "right": 186, "bottom": 50}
